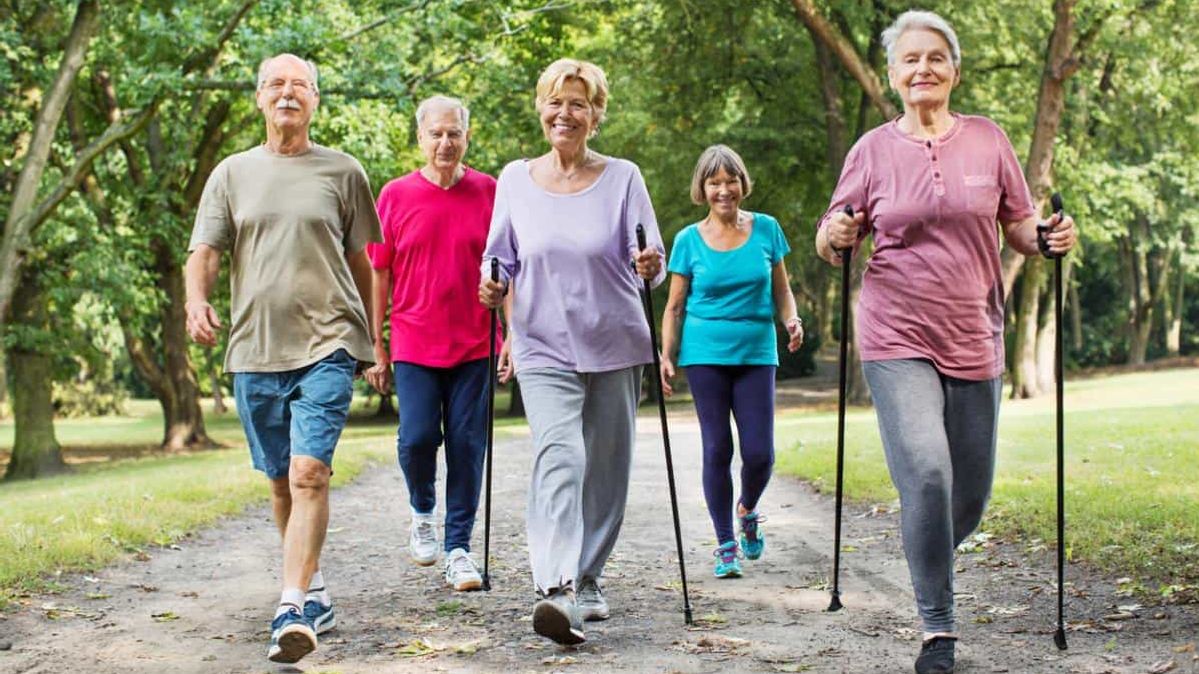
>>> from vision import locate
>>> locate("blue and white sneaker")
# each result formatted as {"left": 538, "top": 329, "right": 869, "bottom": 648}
{"left": 267, "top": 606, "right": 317, "bottom": 663}
{"left": 739, "top": 511, "right": 767, "bottom": 560}
{"left": 303, "top": 597, "right": 336, "bottom": 635}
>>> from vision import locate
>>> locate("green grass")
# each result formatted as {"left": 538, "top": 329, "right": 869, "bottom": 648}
{"left": 775, "top": 368, "right": 1199, "bottom": 591}
{"left": 0, "top": 391, "right": 534, "bottom": 607}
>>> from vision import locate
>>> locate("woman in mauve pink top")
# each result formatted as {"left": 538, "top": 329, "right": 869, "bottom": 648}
{"left": 815, "top": 11, "right": 1076, "bottom": 674}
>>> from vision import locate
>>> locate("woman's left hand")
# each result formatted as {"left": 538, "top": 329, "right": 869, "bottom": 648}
{"left": 1042, "top": 212, "right": 1078, "bottom": 256}
{"left": 785, "top": 317, "right": 804, "bottom": 353}
{"left": 633, "top": 247, "right": 662, "bottom": 280}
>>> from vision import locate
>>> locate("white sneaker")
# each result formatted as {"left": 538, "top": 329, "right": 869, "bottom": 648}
{"left": 444, "top": 548, "right": 483, "bottom": 591}
{"left": 409, "top": 513, "right": 438, "bottom": 566}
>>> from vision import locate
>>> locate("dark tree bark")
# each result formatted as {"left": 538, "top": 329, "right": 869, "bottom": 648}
{"left": 210, "top": 367, "right": 228, "bottom": 415}
{"left": 1011, "top": 257, "right": 1045, "bottom": 398}
{"left": 4, "top": 270, "right": 65, "bottom": 480}
{"left": 507, "top": 381, "right": 525, "bottom": 417}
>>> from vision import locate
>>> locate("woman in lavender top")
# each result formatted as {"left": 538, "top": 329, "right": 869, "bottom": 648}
{"left": 478, "top": 58, "right": 665, "bottom": 646}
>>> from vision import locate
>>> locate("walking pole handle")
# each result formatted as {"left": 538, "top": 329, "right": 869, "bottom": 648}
{"left": 833, "top": 204, "right": 854, "bottom": 265}
{"left": 1037, "top": 193, "right": 1066, "bottom": 259}
{"left": 636, "top": 224, "right": 648, "bottom": 252}
{"left": 490, "top": 257, "right": 499, "bottom": 282}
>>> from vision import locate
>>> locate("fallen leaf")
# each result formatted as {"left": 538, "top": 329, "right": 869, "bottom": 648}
{"left": 1148, "top": 660, "right": 1176, "bottom": 673}
{"left": 151, "top": 611, "right": 179, "bottom": 622}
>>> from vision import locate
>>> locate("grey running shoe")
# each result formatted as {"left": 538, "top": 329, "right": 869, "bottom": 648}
{"left": 576, "top": 578, "right": 610, "bottom": 621}
{"left": 532, "top": 587, "right": 585, "bottom": 645}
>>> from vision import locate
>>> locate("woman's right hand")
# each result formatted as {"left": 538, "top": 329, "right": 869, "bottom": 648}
{"left": 478, "top": 277, "right": 506, "bottom": 309}
{"left": 497, "top": 339, "right": 515, "bottom": 384}
{"left": 660, "top": 356, "right": 676, "bottom": 397}
{"left": 826, "top": 208, "right": 865, "bottom": 254}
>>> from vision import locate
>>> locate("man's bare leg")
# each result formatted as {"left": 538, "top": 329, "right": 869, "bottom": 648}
{"left": 281, "top": 456, "right": 331, "bottom": 596}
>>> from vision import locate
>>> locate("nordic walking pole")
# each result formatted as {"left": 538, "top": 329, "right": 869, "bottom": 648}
{"left": 482, "top": 258, "right": 499, "bottom": 591}
{"left": 828, "top": 204, "right": 854, "bottom": 613}
{"left": 635, "top": 224, "right": 694, "bottom": 626}
{"left": 1039, "top": 193, "right": 1068, "bottom": 649}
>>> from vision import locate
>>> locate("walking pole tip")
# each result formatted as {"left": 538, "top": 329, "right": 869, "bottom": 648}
{"left": 827, "top": 591, "right": 843, "bottom": 613}
{"left": 1054, "top": 626, "right": 1068, "bottom": 651}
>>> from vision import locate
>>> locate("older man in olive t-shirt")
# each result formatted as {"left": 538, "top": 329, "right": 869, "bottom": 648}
{"left": 184, "top": 53, "right": 380, "bottom": 665}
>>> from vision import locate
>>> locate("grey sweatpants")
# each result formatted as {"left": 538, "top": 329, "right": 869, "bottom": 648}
{"left": 862, "top": 358, "right": 1002, "bottom": 633}
{"left": 517, "top": 366, "right": 641, "bottom": 595}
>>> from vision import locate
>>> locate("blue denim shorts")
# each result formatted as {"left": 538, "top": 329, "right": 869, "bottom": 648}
{"left": 233, "top": 349, "right": 357, "bottom": 479}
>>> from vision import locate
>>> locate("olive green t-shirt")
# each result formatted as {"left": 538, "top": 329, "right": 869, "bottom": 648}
{"left": 189, "top": 144, "right": 382, "bottom": 373}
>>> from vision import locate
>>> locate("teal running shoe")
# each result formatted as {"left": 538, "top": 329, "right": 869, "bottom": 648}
{"left": 739, "top": 511, "right": 766, "bottom": 560}
{"left": 713, "top": 541, "right": 743, "bottom": 578}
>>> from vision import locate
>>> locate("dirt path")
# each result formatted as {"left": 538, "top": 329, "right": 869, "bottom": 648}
{"left": 3, "top": 416, "right": 1195, "bottom": 674}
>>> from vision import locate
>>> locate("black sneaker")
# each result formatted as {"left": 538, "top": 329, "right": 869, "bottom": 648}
{"left": 914, "top": 636, "right": 956, "bottom": 674}
{"left": 532, "top": 587, "right": 585, "bottom": 645}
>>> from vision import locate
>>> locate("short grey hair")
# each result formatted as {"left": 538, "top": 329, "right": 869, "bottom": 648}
{"left": 689, "top": 144, "right": 752, "bottom": 205}
{"left": 882, "top": 10, "right": 961, "bottom": 69}
{"left": 415, "top": 95, "right": 470, "bottom": 131}
{"left": 256, "top": 53, "right": 319, "bottom": 94}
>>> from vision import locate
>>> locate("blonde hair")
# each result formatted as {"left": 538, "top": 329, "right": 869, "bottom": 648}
{"left": 689, "top": 144, "right": 753, "bottom": 205}
{"left": 535, "top": 58, "right": 609, "bottom": 129}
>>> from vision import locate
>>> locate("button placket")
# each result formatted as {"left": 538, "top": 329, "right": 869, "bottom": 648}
{"left": 927, "top": 139, "right": 946, "bottom": 196}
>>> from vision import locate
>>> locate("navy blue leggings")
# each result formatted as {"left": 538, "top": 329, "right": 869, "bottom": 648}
{"left": 684, "top": 365, "right": 776, "bottom": 544}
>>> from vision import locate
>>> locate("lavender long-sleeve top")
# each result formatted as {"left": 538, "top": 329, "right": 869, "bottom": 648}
{"left": 482, "top": 157, "right": 667, "bottom": 374}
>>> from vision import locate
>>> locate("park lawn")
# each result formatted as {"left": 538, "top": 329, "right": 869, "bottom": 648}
{"left": 0, "top": 434, "right": 394, "bottom": 608}
{"left": 0, "top": 392, "right": 532, "bottom": 607}
{"left": 775, "top": 368, "right": 1199, "bottom": 594}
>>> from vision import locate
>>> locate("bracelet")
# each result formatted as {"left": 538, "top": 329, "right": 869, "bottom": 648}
{"left": 786, "top": 316, "right": 803, "bottom": 328}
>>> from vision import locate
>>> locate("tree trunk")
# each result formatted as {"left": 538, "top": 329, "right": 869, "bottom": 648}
{"left": 1165, "top": 247, "right": 1183, "bottom": 356}
{"left": 1001, "top": 0, "right": 1083, "bottom": 300}
{"left": 788, "top": 0, "right": 899, "bottom": 119}
{"left": 507, "top": 380, "right": 525, "bottom": 417}
{"left": 0, "top": 350, "right": 8, "bottom": 419}
{"left": 375, "top": 392, "right": 397, "bottom": 417}
{"left": 4, "top": 272, "right": 65, "bottom": 480}
{"left": 1011, "top": 256, "right": 1045, "bottom": 398}
{"left": 156, "top": 240, "right": 216, "bottom": 450}
{"left": 0, "top": 0, "right": 100, "bottom": 325}
{"left": 1069, "top": 272, "right": 1083, "bottom": 351}
{"left": 1034, "top": 257, "right": 1072, "bottom": 392}
{"left": 210, "top": 366, "right": 227, "bottom": 414}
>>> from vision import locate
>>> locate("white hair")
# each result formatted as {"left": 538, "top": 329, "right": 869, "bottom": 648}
{"left": 415, "top": 95, "right": 470, "bottom": 131}
{"left": 882, "top": 10, "right": 961, "bottom": 69}
{"left": 256, "top": 53, "right": 319, "bottom": 94}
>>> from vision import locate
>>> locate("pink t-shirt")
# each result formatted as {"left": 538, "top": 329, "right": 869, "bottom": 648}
{"left": 821, "top": 114, "right": 1035, "bottom": 380}
{"left": 369, "top": 167, "right": 501, "bottom": 367}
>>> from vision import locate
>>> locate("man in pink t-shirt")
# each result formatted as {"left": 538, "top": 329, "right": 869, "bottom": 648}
{"left": 365, "top": 95, "right": 499, "bottom": 592}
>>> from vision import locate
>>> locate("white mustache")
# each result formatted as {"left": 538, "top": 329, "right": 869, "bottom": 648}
{"left": 275, "top": 98, "right": 301, "bottom": 110}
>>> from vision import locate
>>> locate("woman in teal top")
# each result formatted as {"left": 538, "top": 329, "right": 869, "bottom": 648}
{"left": 660, "top": 144, "right": 804, "bottom": 579}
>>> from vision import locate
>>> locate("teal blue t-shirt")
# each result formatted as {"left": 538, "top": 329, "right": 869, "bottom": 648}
{"left": 667, "top": 212, "right": 791, "bottom": 367}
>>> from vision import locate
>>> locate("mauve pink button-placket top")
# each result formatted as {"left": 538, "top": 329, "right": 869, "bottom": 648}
{"left": 820, "top": 114, "right": 1036, "bottom": 381}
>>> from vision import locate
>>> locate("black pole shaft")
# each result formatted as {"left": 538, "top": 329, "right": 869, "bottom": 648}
{"left": 828, "top": 205, "right": 853, "bottom": 612}
{"left": 1050, "top": 192, "right": 1067, "bottom": 650}
{"left": 1054, "top": 253, "right": 1066, "bottom": 647}
{"left": 482, "top": 258, "right": 498, "bottom": 591}
{"left": 636, "top": 224, "right": 693, "bottom": 625}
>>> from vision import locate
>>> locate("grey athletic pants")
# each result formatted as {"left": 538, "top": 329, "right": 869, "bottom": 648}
{"left": 862, "top": 358, "right": 1002, "bottom": 633}
{"left": 517, "top": 366, "right": 641, "bottom": 595}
